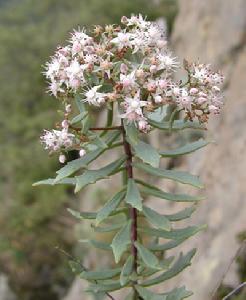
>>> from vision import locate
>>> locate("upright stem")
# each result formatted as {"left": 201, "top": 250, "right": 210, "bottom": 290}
{"left": 121, "top": 120, "right": 138, "bottom": 298}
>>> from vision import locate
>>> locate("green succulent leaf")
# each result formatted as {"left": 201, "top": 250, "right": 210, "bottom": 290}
{"left": 67, "top": 208, "right": 97, "bottom": 220}
{"left": 86, "top": 281, "right": 123, "bottom": 293}
{"left": 136, "top": 285, "right": 192, "bottom": 300}
{"left": 137, "top": 180, "right": 204, "bottom": 202}
{"left": 142, "top": 249, "right": 197, "bottom": 287}
{"left": 160, "top": 139, "right": 210, "bottom": 157}
{"left": 54, "top": 131, "right": 120, "bottom": 182}
{"left": 148, "top": 119, "right": 206, "bottom": 131}
{"left": 79, "top": 239, "right": 111, "bottom": 251}
{"left": 80, "top": 268, "right": 121, "bottom": 281}
{"left": 111, "top": 221, "right": 131, "bottom": 263}
{"left": 70, "top": 111, "right": 88, "bottom": 125}
{"left": 93, "top": 223, "right": 125, "bottom": 233}
{"left": 96, "top": 189, "right": 126, "bottom": 225}
{"left": 131, "top": 141, "right": 160, "bottom": 168}
{"left": 124, "top": 121, "right": 139, "bottom": 145}
{"left": 125, "top": 178, "right": 143, "bottom": 211}
{"left": 148, "top": 106, "right": 168, "bottom": 122}
{"left": 134, "top": 163, "right": 204, "bottom": 189}
{"left": 33, "top": 178, "right": 75, "bottom": 186}
{"left": 139, "top": 224, "right": 206, "bottom": 240}
{"left": 75, "top": 156, "right": 126, "bottom": 192}
{"left": 166, "top": 206, "right": 196, "bottom": 222}
{"left": 120, "top": 255, "right": 134, "bottom": 286}
{"left": 135, "top": 241, "right": 159, "bottom": 269}
{"left": 143, "top": 206, "right": 171, "bottom": 231}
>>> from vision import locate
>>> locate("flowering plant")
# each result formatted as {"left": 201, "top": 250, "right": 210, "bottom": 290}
{"left": 34, "top": 15, "right": 224, "bottom": 299}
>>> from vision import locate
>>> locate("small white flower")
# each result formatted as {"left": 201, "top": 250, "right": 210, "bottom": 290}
{"left": 84, "top": 85, "right": 106, "bottom": 106}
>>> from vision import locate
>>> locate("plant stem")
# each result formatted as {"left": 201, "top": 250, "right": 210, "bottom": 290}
{"left": 121, "top": 120, "right": 138, "bottom": 299}
{"left": 90, "top": 126, "right": 123, "bottom": 131}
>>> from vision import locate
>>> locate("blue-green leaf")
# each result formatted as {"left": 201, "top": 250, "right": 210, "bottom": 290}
{"left": 79, "top": 239, "right": 111, "bottom": 251}
{"left": 33, "top": 178, "right": 75, "bottom": 186}
{"left": 160, "top": 139, "right": 210, "bottom": 157}
{"left": 80, "top": 268, "right": 121, "bottom": 281}
{"left": 55, "top": 131, "right": 120, "bottom": 182}
{"left": 135, "top": 241, "right": 159, "bottom": 269}
{"left": 120, "top": 255, "right": 134, "bottom": 286}
{"left": 134, "top": 163, "right": 204, "bottom": 189}
{"left": 86, "top": 281, "right": 122, "bottom": 293}
{"left": 131, "top": 141, "right": 160, "bottom": 168}
{"left": 125, "top": 179, "right": 143, "bottom": 211}
{"left": 75, "top": 156, "right": 126, "bottom": 192}
{"left": 166, "top": 206, "right": 196, "bottom": 222}
{"left": 149, "top": 119, "right": 206, "bottom": 131}
{"left": 96, "top": 190, "right": 126, "bottom": 225}
{"left": 143, "top": 206, "right": 171, "bottom": 231}
{"left": 70, "top": 111, "right": 88, "bottom": 125}
{"left": 136, "top": 286, "right": 192, "bottom": 300}
{"left": 137, "top": 180, "right": 204, "bottom": 202}
{"left": 124, "top": 121, "right": 139, "bottom": 145}
{"left": 111, "top": 221, "right": 131, "bottom": 263}
{"left": 142, "top": 249, "right": 196, "bottom": 287}
{"left": 139, "top": 224, "right": 206, "bottom": 240}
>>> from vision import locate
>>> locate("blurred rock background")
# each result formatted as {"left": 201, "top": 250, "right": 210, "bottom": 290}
{"left": 0, "top": 0, "right": 245, "bottom": 299}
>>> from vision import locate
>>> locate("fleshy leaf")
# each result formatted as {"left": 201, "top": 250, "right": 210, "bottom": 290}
{"left": 96, "top": 189, "right": 126, "bottom": 225}
{"left": 75, "top": 156, "right": 126, "bottom": 192}
{"left": 166, "top": 206, "right": 196, "bottom": 222}
{"left": 33, "top": 178, "right": 75, "bottom": 186}
{"left": 80, "top": 268, "right": 121, "bottom": 281}
{"left": 136, "top": 286, "right": 192, "bottom": 300}
{"left": 139, "top": 183, "right": 204, "bottom": 202}
{"left": 70, "top": 111, "right": 88, "bottom": 125}
{"left": 120, "top": 255, "right": 134, "bottom": 286}
{"left": 135, "top": 241, "right": 159, "bottom": 269}
{"left": 131, "top": 141, "right": 160, "bottom": 168}
{"left": 125, "top": 179, "right": 143, "bottom": 211}
{"left": 79, "top": 239, "right": 111, "bottom": 251}
{"left": 149, "top": 119, "right": 206, "bottom": 131}
{"left": 143, "top": 206, "right": 171, "bottom": 231}
{"left": 124, "top": 121, "right": 139, "bottom": 145}
{"left": 160, "top": 139, "right": 209, "bottom": 157}
{"left": 142, "top": 249, "right": 197, "bottom": 287}
{"left": 139, "top": 224, "right": 206, "bottom": 240}
{"left": 86, "top": 281, "right": 122, "bottom": 293}
{"left": 111, "top": 221, "right": 131, "bottom": 263}
{"left": 55, "top": 131, "right": 120, "bottom": 182}
{"left": 134, "top": 163, "right": 204, "bottom": 189}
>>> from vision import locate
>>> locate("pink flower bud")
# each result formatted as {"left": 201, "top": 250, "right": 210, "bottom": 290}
{"left": 122, "top": 78, "right": 131, "bottom": 88}
{"left": 59, "top": 154, "right": 66, "bottom": 164}
{"left": 147, "top": 82, "right": 156, "bottom": 92}
{"left": 197, "top": 97, "right": 207, "bottom": 104}
{"left": 72, "top": 41, "right": 82, "bottom": 54}
{"left": 79, "top": 149, "right": 86, "bottom": 157}
{"left": 61, "top": 120, "right": 69, "bottom": 129}
{"left": 158, "top": 79, "right": 168, "bottom": 89}
{"left": 136, "top": 69, "right": 144, "bottom": 78}
{"left": 121, "top": 16, "right": 128, "bottom": 24}
{"left": 120, "top": 63, "right": 128, "bottom": 74}
{"left": 150, "top": 65, "right": 157, "bottom": 73}
{"left": 190, "top": 88, "right": 199, "bottom": 95}
{"left": 154, "top": 95, "right": 162, "bottom": 103}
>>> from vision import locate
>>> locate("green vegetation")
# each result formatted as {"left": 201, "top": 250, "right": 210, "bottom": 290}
{"left": 0, "top": 1, "right": 177, "bottom": 299}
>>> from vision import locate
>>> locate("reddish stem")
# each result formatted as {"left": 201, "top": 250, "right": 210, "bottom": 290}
{"left": 121, "top": 121, "right": 138, "bottom": 273}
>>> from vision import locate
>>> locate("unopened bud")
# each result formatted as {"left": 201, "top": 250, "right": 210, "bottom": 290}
{"left": 59, "top": 154, "right": 66, "bottom": 164}
{"left": 79, "top": 149, "right": 86, "bottom": 157}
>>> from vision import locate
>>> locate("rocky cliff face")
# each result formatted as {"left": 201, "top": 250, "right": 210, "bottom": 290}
{"left": 170, "top": 0, "right": 246, "bottom": 299}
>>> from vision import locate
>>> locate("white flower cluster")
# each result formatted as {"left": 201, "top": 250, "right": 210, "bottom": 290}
{"left": 40, "top": 129, "right": 75, "bottom": 152}
{"left": 42, "top": 14, "right": 224, "bottom": 161}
